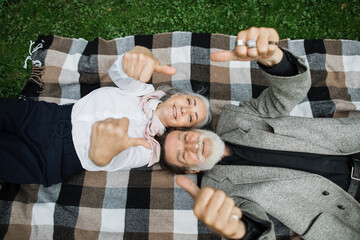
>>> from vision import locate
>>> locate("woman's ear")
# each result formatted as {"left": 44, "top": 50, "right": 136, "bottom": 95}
{"left": 185, "top": 170, "right": 200, "bottom": 174}
{"left": 170, "top": 93, "right": 181, "bottom": 98}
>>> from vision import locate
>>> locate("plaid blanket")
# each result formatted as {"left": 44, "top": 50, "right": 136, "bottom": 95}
{"left": 0, "top": 32, "right": 359, "bottom": 240}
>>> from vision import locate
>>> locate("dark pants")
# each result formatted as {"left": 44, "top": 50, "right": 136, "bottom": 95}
{"left": 0, "top": 98, "right": 83, "bottom": 186}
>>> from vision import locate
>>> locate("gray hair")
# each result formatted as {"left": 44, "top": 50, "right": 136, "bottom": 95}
{"left": 156, "top": 85, "right": 212, "bottom": 128}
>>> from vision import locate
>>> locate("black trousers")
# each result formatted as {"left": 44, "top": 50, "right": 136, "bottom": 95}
{"left": 0, "top": 98, "right": 83, "bottom": 186}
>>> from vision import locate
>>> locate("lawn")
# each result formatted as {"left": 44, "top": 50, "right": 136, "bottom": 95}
{"left": 1, "top": 0, "right": 359, "bottom": 98}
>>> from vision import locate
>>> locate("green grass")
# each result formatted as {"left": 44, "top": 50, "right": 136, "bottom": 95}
{"left": 1, "top": 0, "right": 359, "bottom": 98}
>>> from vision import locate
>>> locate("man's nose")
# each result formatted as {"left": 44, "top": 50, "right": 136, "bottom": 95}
{"left": 185, "top": 139, "right": 198, "bottom": 152}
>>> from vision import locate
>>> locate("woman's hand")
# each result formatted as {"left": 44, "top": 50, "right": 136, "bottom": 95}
{"left": 123, "top": 46, "right": 176, "bottom": 82}
{"left": 89, "top": 117, "right": 151, "bottom": 166}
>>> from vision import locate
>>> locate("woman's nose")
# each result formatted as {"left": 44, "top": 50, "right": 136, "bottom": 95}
{"left": 181, "top": 106, "right": 191, "bottom": 115}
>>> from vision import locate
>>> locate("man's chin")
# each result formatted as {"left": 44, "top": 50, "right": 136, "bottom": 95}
{"left": 192, "top": 129, "right": 225, "bottom": 171}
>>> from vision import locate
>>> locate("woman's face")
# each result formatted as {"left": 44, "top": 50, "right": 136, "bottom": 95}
{"left": 156, "top": 93, "right": 207, "bottom": 128}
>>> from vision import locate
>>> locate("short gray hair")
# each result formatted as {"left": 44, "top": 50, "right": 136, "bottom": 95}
{"left": 156, "top": 85, "right": 212, "bottom": 128}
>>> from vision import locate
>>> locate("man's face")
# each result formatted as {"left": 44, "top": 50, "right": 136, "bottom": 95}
{"left": 164, "top": 129, "right": 225, "bottom": 171}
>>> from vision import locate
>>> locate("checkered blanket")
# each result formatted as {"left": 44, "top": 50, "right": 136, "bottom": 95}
{"left": 0, "top": 32, "right": 359, "bottom": 240}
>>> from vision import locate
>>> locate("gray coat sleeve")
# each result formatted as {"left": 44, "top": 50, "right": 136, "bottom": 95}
{"left": 243, "top": 48, "right": 311, "bottom": 118}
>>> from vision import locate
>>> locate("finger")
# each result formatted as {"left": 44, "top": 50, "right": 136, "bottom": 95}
{"left": 209, "top": 198, "right": 240, "bottom": 237}
{"left": 193, "top": 187, "right": 216, "bottom": 220}
{"left": 217, "top": 197, "right": 235, "bottom": 224}
{"left": 154, "top": 65, "right": 177, "bottom": 76}
{"left": 226, "top": 207, "right": 246, "bottom": 240}
{"left": 222, "top": 207, "right": 245, "bottom": 240}
{"left": 118, "top": 117, "right": 130, "bottom": 126}
{"left": 210, "top": 50, "right": 238, "bottom": 62}
{"left": 139, "top": 59, "right": 155, "bottom": 82}
{"left": 201, "top": 190, "right": 226, "bottom": 224}
{"left": 175, "top": 175, "right": 200, "bottom": 199}
{"left": 90, "top": 122, "right": 100, "bottom": 139}
{"left": 267, "top": 29, "right": 280, "bottom": 56}
{"left": 205, "top": 190, "right": 226, "bottom": 216}
{"left": 233, "top": 30, "right": 248, "bottom": 59}
{"left": 245, "top": 27, "right": 259, "bottom": 59}
{"left": 128, "top": 138, "right": 151, "bottom": 149}
{"left": 234, "top": 42, "right": 247, "bottom": 57}
{"left": 122, "top": 53, "right": 129, "bottom": 75}
{"left": 133, "top": 54, "right": 145, "bottom": 80}
{"left": 257, "top": 30, "right": 270, "bottom": 57}
{"left": 211, "top": 50, "right": 253, "bottom": 62}
{"left": 230, "top": 206, "right": 243, "bottom": 223}
{"left": 116, "top": 117, "right": 130, "bottom": 133}
{"left": 266, "top": 44, "right": 278, "bottom": 57}
{"left": 127, "top": 53, "right": 137, "bottom": 78}
{"left": 257, "top": 28, "right": 279, "bottom": 57}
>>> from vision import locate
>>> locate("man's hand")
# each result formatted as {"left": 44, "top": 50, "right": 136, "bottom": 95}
{"left": 89, "top": 117, "right": 151, "bottom": 166}
{"left": 176, "top": 175, "right": 246, "bottom": 239}
{"left": 211, "top": 27, "right": 283, "bottom": 67}
{"left": 123, "top": 46, "right": 177, "bottom": 82}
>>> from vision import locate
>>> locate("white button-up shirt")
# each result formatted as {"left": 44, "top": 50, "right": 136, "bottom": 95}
{"left": 71, "top": 55, "right": 164, "bottom": 171}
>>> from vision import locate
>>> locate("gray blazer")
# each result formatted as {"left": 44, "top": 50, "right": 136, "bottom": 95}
{"left": 216, "top": 50, "right": 360, "bottom": 155}
{"left": 202, "top": 166, "right": 360, "bottom": 240}
{"left": 206, "top": 50, "right": 360, "bottom": 239}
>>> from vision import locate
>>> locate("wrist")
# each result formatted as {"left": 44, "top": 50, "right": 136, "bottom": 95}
{"left": 257, "top": 48, "right": 283, "bottom": 67}
{"left": 89, "top": 149, "right": 113, "bottom": 167}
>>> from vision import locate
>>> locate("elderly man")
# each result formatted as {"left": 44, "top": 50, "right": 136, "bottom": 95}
{"left": 157, "top": 27, "right": 360, "bottom": 239}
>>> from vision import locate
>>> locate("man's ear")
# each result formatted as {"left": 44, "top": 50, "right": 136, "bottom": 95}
{"left": 185, "top": 170, "right": 200, "bottom": 174}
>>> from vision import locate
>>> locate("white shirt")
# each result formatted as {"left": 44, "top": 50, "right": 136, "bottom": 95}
{"left": 71, "top": 55, "right": 164, "bottom": 171}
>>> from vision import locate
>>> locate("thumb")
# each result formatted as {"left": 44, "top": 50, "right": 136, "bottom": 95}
{"left": 176, "top": 175, "right": 200, "bottom": 199}
{"left": 128, "top": 137, "right": 151, "bottom": 149}
{"left": 210, "top": 50, "right": 238, "bottom": 62}
{"left": 155, "top": 65, "right": 177, "bottom": 76}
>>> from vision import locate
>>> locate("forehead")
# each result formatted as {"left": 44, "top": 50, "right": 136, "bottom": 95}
{"left": 164, "top": 131, "right": 181, "bottom": 165}
{"left": 186, "top": 95, "right": 207, "bottom": 120}
{"left": 177, "top": 94, "right": 205, "bottom": 105}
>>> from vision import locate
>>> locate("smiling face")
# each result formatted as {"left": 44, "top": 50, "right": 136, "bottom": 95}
{"left": 155, "top": 94, "right": 207, "bottom": 128}
{"left": 163, "top": 129, "right": 225, "bottom": 171}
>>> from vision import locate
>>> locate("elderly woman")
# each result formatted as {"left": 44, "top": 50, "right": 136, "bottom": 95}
{"left": 0, "top": 46, "right": 211, "bottom": 186}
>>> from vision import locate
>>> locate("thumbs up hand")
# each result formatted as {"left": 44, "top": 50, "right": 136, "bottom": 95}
{"left": 123, "top": 46, "right": 177, "bottom": 83}
{"left": 176, "top": 175, "right": 246, "bottom": 239}
{"left": 89, "top": 117, "right": 151, "bottom": 167}
{"left": 211, "top": 27, "right": 283, "bottom": 67}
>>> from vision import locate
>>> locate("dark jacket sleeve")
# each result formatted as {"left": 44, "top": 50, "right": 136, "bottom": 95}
{"left": 240, "top": 212, "right": 272, "bottom": 240}
{"left": 258, "top": 49, "right": 298, "bottom": 77}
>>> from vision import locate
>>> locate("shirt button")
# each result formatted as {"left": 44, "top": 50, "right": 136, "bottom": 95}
{"left": 337, "top": 205, "right": 345, "bottom": 210}
{"left": 322, "top": 191, "right": 329, "bottom": 196}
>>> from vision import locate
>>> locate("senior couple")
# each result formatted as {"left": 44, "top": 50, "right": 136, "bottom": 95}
{"left": 158, "top": 28, "right": 360, "bottom": 239}
{"left": 1, "top": 27, "right": 359, "bottom": 239}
